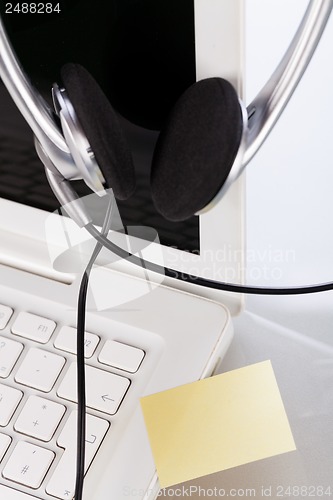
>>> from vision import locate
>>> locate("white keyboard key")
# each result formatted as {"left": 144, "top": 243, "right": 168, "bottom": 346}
{"left": 46, "top": 411, "right": 109, "bottom": 500}
{"left": 0, "top": 432, "right": 11, "bottom": 461}
{"left": 11, "top": 312, "right": 56, "bottom": 343}
{"left": 14, "top": 395, "right": 66, "bottom": 442}
{"left": 15, "top": 348, "right": 65, "bottom": 392}
{"left": 0, "top": 484, "right": 40, "bottom": 499}
{"left": 0, "top": 384, "right": 23, "bottom": 426}
{"left": 0, "top": 336, "right": 24, "bottom": 378}
{"left": 57, "top": 362, "right": 130, "bottom": 414}
{"left": 0, "top": 304, "right": 13, "bottom": 329}
{"left": 54, "top": 326, "right": 100, "bottom": 358}
{"left": 99, "top": 340, "right": 145, "bottom": 373}
{"left": 2, "top": 440, "right": 54, "bottom": 489}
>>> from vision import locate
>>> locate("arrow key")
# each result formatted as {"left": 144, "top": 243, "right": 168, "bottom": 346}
{"left": 57, "top": 363, "right": 130, "bottom": 414}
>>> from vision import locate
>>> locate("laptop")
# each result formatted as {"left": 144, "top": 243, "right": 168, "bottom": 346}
{"left": 0, "top": 2, "right": 244, "bottom": 498}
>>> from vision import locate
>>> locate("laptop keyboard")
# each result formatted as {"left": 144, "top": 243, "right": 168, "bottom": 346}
{"left": 0, "top": 303, "right": 146, "bottom": 499}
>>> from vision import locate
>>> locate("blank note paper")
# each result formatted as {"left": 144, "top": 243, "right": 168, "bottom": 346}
{"left": 140, "top": 360, "right": 296, "bottom": 488}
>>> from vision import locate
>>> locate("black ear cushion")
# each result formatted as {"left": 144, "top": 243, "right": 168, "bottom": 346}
{"left": 60, "top": 63, "right": 135, "bottom": 200}
{"left": 151, "top": 78, "right": 243, "bottom": 221}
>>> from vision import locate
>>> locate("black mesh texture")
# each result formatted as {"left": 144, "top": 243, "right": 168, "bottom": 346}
{"left": 151, "top": 78, "right": 243, "bottom": 221}
{"left": 61, "top": 63, "right": 135, "bottom": 200}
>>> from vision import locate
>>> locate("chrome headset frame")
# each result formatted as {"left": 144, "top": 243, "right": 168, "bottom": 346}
{"left": 0, "top": 0, "right": 332, "bottom": 223}
{"left": 1, "top": 1, "right": 333, "bottom": 296}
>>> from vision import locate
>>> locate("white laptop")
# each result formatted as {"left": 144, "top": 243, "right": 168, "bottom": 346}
{"left": 0, "top": 2, "right": 244, "bottom": 498}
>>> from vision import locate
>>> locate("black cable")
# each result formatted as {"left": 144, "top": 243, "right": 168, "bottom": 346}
{"left": 75, "top": 199, "right": 114, "bottom": 500}
{"left": 84, "top": 223, "right": 333, "bottom": 296}
{"left": 72, "top": 203, "right": 333, "bottom": 498}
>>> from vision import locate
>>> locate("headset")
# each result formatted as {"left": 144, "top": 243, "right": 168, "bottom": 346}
{"left": 1, "top": 4, "right": 333, "bottom": 498}
{"left": 0, "top": 0, "right": 333, "bottom": 295}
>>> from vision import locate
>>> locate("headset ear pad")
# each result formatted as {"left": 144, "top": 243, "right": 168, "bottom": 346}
{"left": 151, "top": 78, "right": 243, "bottom": 221}
{"left": 61, "top": 63, "right": 135, "bottom": 200}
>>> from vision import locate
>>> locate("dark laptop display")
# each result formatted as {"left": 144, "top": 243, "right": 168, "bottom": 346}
{"left": 0, "top": 0, "right": 199, "bottom": 251}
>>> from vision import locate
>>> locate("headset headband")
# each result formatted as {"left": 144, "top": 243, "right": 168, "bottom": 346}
{"left": 0, "top": 0, "right": 332, "bottom": 179}
{"left": 1, "top": 2, "right": 333, "bottom": 297}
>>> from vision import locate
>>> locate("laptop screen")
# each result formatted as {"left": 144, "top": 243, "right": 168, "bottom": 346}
{"left": 0, "top": 0, "right": 244, "bottom": 315}
{"left": 0, "top": 0, "right": 199, "bottom": 253}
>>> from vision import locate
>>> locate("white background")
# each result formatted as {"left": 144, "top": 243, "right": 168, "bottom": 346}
{"left": 245, "top": 0, "right": 333, "bottom": 286}
{"left": 243, "top": 0, "right": 333, "bottom": 334}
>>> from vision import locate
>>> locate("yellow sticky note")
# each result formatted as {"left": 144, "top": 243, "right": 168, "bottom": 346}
{"left": 140, "top": 360, "right": 296, "bottom": 488}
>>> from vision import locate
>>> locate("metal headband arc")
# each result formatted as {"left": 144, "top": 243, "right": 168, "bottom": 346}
{"left": 0, "top": 0, "right": 332, "bottom": 203}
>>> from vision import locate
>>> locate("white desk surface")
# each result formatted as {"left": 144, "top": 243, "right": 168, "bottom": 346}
{"left": 162, "top": 290, "right": 333, "bottom": 499}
